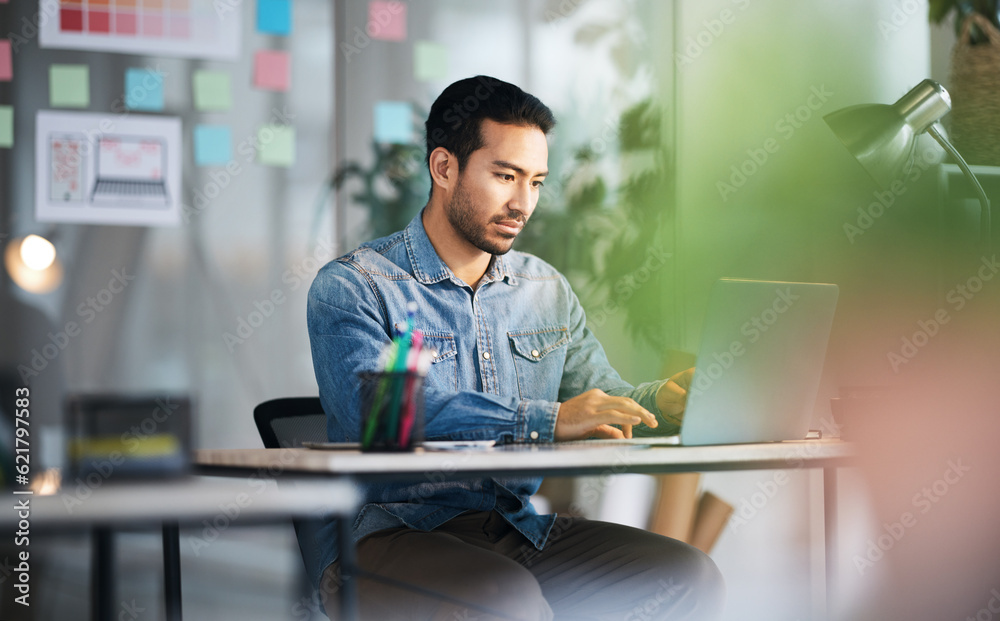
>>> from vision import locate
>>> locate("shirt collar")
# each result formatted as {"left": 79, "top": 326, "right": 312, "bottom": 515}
{"left": 403, "top": 210, "right": 517, "bottom": 287}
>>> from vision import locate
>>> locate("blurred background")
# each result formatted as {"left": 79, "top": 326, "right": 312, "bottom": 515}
{"left": 1, "top": 1, "right": 998, "bottom": 619}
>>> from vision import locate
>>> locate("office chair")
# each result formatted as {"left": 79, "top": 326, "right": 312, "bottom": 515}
{"left": 253, "top": 397, "right": 334, "bottom": 612}
{"left": 253, "top": 397, "right": 327, "bottom": 449}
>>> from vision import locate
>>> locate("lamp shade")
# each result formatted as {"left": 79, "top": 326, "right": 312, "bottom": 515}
{"left": 824, "top": 79, "right": 951, "bottom": 189}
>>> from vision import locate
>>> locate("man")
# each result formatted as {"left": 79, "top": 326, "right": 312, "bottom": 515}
{"left": 307, "top": 76, "right": 724, "bottom": 620}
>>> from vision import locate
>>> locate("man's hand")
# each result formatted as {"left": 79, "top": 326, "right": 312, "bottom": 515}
{"left": 555, "top": 389, "right": 658, "bottom": 441}
{"left": 656, "top": 367, "right": 695, "bottom": 426}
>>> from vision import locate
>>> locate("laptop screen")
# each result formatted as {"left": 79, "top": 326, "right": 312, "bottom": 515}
{"left": 97, "top": 137, "right": 164, "bottom": 181}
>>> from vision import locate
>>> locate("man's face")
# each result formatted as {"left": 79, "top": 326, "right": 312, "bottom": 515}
{"left": 444, "top": 119, "right": 549, "bottom": 256}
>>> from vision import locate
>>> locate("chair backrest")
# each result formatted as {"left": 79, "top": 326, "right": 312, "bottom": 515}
{"left": 253, "top": 397, "right": 327, "bottom": 448}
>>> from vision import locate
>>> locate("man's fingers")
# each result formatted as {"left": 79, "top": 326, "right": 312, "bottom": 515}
{"left": 597, "top": 396, "right": 658, "bottom": 428}
{"left": 590, "top": 424, "right": 625, "bottom": 440}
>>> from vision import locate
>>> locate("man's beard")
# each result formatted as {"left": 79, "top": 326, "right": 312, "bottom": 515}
{"left": 444, "top": 178, "right": 525, "bottom": 256}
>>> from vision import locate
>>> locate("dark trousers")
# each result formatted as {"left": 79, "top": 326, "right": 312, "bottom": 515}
{"left": 321, "top": 510, "right": 725, "bottom": 621}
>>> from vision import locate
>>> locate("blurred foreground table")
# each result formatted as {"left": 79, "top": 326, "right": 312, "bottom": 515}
{"left": 0, "top": 476, "right": 357, "bottom": 621}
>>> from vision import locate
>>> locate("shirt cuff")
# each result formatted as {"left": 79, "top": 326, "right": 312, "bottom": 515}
{"left": 516, "top": 399, "right": 559, "bottom": 443}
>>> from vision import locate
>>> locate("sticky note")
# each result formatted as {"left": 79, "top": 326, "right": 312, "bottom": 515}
{"left": 257, "top": 125, "right": 295, "bottom": 167}
{"left": 257, "top": 0, "right": 292, "bottom": 35}
{"left": 193, "top": 70, "right": 232, "bottom": 111}
{"left": 125, "top": 68, "right": 164, "bottom": 111}
{"left": 50, "top": 64, "right": 90, "bottom": 108}
{"left": 0, "top": 40, "right": 12, "bottom": 81}
{"left": 414, "top": 41, "right": 447, "bottom": 81}
{"left": 194, "top": 125, "right": 232, "bottom": 166}
{"left": 368, "top": 1, "right": 406, "bottom": 41}
{"left": 0, "top": 106, "right": 12, "bottom": 148}
{"left": 374, "top": 101, "right": 412, "bottom": 144}
{"left": 253, "top": 50, "right": 290, "bottom": 91}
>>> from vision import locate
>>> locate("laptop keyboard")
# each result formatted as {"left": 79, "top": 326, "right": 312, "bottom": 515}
{"left": 93, "top": 179, "right": 167, "bottom": 198}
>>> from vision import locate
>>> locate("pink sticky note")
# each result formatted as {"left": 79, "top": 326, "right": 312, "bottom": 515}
{"left": 0, "top": 40, "right": 12, "bottom": 82}
{"left": 253, "top": 50, "right": 290, "bottom": 91}
{"left": 367, "top": 1, "right": 406, "bottom": 42}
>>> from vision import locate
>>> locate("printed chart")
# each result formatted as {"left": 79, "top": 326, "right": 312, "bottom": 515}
{"left": 40, "top": 0, "right": 241, "bottom": 59}
{"left": 36, "top": 110, "right": 182, "bottom": 226}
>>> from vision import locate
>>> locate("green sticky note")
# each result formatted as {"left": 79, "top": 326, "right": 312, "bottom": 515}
{"left": 0, "top": 106, "right": 12, "bottom": 148}
{"left": 258, "top": 125, "right": 295, "bottom": 167}
{"left": 414, "top": 41, "right": 447, "bottom": 81}
{"left": 193, "top": 70, "right": 232, "bottom": 111}
{"left": 50, "top": 64, "right": 90, "bottom": 108}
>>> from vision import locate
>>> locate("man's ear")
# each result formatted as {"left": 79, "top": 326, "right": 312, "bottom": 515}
{"left": 428, "top": 147, "right": 457, "bottom": 193}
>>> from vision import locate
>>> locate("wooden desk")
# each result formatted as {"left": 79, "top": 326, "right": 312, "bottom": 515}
{"left": 195, "top": 439, "right": 853, "bottom": 620}
{"left": 0, "top": 477, "right": 358, "bottom": 621}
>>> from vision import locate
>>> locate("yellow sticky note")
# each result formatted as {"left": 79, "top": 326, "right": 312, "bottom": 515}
{"left": 50, "top": 64, "right": 90, "bottom": 108}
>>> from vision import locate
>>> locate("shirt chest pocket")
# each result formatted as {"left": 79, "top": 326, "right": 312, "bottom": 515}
{"left": 421, "top": 331, "right": 458, "bottom": 392}
{"left": 508, "top": 326, "right": 570, "bottom": 401}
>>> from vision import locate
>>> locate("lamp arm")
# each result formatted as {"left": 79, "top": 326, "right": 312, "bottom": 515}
{"left": 927, "top": 124, "right": 992, "bottom": 252}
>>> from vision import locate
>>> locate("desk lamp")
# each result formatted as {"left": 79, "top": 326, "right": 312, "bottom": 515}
{"left": 824, "top": 79, "right": 991, "bottom": 251}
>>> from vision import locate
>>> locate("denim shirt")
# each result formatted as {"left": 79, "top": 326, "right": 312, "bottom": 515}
{"left": 304, "top": 210, "right": 674, "bottom": 587}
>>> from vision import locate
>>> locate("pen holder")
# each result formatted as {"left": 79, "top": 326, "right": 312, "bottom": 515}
{"left": 358, "top": 371, "right": 425, "bottom": 451}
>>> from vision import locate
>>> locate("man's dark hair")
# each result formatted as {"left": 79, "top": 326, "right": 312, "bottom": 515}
{"left": 424, "top": 76, "right": 556, "bottom": 180}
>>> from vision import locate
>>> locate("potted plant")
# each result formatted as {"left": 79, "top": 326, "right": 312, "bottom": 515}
{"left": 931, "top": 0, "right": 1000, "bottom": 165}
{"left": 930, "top": 0, "right": 1000, "bottom": 43}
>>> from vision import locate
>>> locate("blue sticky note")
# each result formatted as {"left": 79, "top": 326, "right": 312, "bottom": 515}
{"left": 257, "top": 0, "right": 292, "bottom": 35}
{"left": 194, "top": 125, "right": 232, "bottom": 166}
{"left": 374, "top": 101, "right": 412, "bottom": 144}
{"left": 125, "top": 68, "right": 164, "bottom": 111}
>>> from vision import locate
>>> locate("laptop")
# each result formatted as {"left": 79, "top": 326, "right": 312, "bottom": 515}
{"left": 90, "top": 136, "right": 170, "bottom": 206}
{"left": 673, "top": 278, "right": 839, "bottom": 445}
{"left": 558, "top": 278, "right": 839, "bottom": 448}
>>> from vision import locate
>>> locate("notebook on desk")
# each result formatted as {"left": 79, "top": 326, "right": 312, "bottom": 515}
{"left": 606, "top": 278, "right": 839, "bottom": 447}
